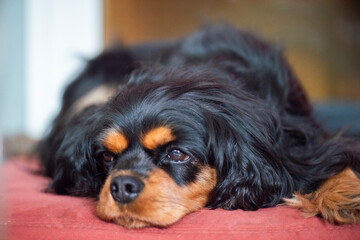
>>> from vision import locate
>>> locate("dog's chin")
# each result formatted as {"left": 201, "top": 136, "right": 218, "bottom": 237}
{"left": 96, "top": 167, "right": 217, "bottom": 228}
{"left": 96, "top": 205, "right": 179, "bottom": 229}
{"left": 113, "top": 215, "right": 151, "bottom": 229}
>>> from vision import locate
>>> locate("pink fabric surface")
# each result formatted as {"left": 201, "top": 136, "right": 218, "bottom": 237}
{"left": 1, "top": 156, "right": 360, "bottom": 240}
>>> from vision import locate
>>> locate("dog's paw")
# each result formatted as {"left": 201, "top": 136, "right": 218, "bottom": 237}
{"left": 284, "top": 168, "right": 360, "bottom": 224}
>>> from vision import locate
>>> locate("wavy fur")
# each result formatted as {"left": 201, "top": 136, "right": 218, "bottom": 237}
{"left": 38, "top": 24, "right": 360, "bottom": 227}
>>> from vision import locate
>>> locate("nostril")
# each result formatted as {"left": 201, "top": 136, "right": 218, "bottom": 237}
{"left": 110, "top": 175, "right": 144, "bottom": 204}
{"left": 125, "top": 183, "right": 134, "bottom": 194}
{"left": 110, "top": 182, "right": 119, "bottom": 193}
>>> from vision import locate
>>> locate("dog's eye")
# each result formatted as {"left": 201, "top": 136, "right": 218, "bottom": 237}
{"left": 166, "top": 149, "right": 190, "bottom": 162}
{"left": 102, "top": 151, "right": 115, "bottom": 162}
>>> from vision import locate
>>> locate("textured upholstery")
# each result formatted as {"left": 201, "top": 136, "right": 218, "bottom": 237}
{"left": 1, "top": 157, "right": 360, "bottom": 240}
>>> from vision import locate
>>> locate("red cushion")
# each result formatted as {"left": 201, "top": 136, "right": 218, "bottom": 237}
{"left": 2, "top": 156, "right": 360, "bottom": 240}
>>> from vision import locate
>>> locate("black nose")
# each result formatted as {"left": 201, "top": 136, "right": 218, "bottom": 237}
{"left": 110, "top": 175, "right": 144, "bottom": 204}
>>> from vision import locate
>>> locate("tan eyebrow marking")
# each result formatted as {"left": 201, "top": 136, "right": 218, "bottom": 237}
{"left": 142, "top": 126, "right": 176, "bottom": 150}
{"left": 103, "top": 130, "right": 128, "bottom": 153}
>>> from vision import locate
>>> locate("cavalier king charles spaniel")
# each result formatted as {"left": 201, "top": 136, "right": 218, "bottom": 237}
{"left": 39, "top": 24, "right": 360, "bottom": 228}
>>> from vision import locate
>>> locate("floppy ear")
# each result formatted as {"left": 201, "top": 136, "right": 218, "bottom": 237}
{"left": 205, "top": 101, "right": 293, "bottom": 210}
{"left": 40, "top": 105, "right": 106, "bottom": 197}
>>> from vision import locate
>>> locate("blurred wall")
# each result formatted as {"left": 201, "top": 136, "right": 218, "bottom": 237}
{"left": 0, "top": 0, "right": 26, "bottom": 136}
{"left": 104, "top": 0, "right": 360, "bottom": 102}
{"left": 25, "top": 0, "right": 103, "bottom": 138}
{"left": 0, "top": 0, "right": 103, "bottom": 139}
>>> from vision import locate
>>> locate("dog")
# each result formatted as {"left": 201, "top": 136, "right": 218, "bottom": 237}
{"left": 39, "top": 24, "right": 360, "bottom": 228}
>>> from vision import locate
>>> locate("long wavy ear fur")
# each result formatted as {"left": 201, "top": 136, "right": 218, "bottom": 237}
{"left": 204, "top": 99, "right": 294, "bottom": 210}
{"left": 205, "top": 97, "right": 360, "bottom": 211}
{"left": 39, "top": 105, "right": 106, "bottom": 197}
{"left": 38, "top": 46, "right": 138, "bottom": 196}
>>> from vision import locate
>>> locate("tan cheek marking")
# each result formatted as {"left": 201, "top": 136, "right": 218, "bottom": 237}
{"left": 142, "top": 126, "right": 176, "bottom": 150}
{"left": 96, "top": 175, "right": 123, "bottom": 221}
{"left": 96, "top": 166, "right": 217, "bottom": 228}
{"left": 103, "top": 130, "right": 128, "bottom": 153}
{"left": 284, "top": 167, "right": 360, "bottom": 224}
{"left": 129, "top": 166, "right": 217, "bottom": 226}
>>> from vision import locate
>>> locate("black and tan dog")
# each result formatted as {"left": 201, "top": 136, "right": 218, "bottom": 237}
{"left": 39, "top": 24, "right": 360, "bottom": 228}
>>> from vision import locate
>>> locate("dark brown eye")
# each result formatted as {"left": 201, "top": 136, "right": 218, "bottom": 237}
{"left": 166, "top": 149, "right": 190, "bottom": 162}
{"left": 103, "top": 151, "right": 114, "bottom": 162}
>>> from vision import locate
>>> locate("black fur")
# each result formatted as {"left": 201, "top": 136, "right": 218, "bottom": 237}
{"left": 39, "top": 24, "right": 360, "bottom": 212}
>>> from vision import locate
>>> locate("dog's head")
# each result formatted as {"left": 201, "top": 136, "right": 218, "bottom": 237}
{"left": 44, "top": 65, "right": 293, "bottom": 228}
{"left": 90, "top": 67, "right": 291, "bottom": 228}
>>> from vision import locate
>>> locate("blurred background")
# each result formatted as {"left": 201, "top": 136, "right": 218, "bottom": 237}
{"left": 1, "top": 0, "right": 360, "bottom": 161}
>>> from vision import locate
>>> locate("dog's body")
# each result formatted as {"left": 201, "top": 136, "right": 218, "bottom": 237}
{"left": 39, "top": 25, "right": 360, "bottom": 228}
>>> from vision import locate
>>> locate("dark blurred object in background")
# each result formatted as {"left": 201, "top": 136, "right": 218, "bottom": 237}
{"left": 314, "top": 102, "right": 360, "bottom": 138}
{"left": 2, "top": 135, "right": 38, "bottom": 160}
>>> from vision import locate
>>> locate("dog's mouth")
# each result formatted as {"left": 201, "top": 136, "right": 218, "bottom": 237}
{"left": 96, "top": 167, "right": 217, "bottom": 228}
